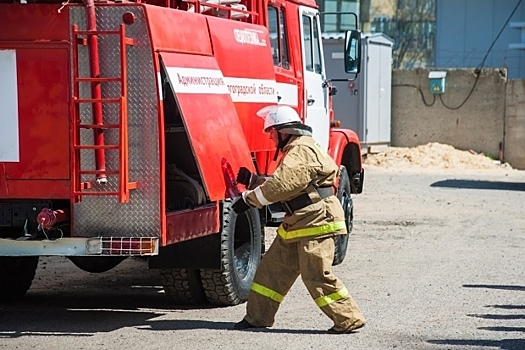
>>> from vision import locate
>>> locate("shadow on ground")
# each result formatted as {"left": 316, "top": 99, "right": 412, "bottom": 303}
{"left": 463, "top": 284, "right": 525, "bottom": 291}
{"left": 148, "top": 320, "right": 328, "bottom": 334}
{"left": 0, "top": 294, "right": 221, "bottom": 337}
{"left": 428, "top": 284, "right": 525, "bottom": 349}
{"left": 0, "top": 308, "right": 329, "bottom": 337}
{"left": 427, "top": 339, "right": 525, "bottom": 350}
{"left": 431, "top": 180, "right": 525, "bottom": 191}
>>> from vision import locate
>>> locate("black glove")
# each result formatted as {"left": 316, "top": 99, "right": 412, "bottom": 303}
{"left": 236, "top": 167, "right": 252, "bottom": 186}
{"left": 232, "top": 197, "right": 250, "bottom": 214}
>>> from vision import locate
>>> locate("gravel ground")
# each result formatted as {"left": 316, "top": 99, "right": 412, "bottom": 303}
{"left": 1, "top": 164, "right": 525, "bottom": 349}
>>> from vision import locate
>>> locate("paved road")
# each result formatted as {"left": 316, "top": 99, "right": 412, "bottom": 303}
{"left": 1, "top": 166, "right": 525, "bottom": 350}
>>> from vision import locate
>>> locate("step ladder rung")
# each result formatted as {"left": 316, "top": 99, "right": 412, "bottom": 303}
{"left": 73, "top": 182, "right": 137, "bottom": 196}
{"left": 75, "top": 77, "right": 121, "bottom": 83}
{"left": 78, "top": 170, "right": 120, "bottom": 175}
{"left": 74, "top": 98, "right": 121, "bottom": 104}
{"left": 74, "top": 145, "right": 119, "bottom": 150}
{"left": 79, "top": 124, "right": 120, "bottom": 130}
{"left": 73, "top": 191, "right": 121, "bottom": 196}
{"left": 73, "top": 32, "right": 134, "bottom": 46}
{"left": 74, "top": 30, "right": 121, "bottom": 35}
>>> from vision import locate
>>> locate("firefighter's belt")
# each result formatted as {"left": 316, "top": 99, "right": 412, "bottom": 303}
{"left": 282, "top": 187, "right": 334, "bottom": 215}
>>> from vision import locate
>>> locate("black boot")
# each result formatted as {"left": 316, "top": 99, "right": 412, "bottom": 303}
{"left": 233, "top": 319, "right": 258, "bottom": 330}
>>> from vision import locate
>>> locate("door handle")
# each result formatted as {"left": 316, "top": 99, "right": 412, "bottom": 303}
{"left": 307, "top": 98, "right": 315, "bottom": 106}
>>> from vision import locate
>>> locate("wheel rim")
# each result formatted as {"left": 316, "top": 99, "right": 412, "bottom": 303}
{"left": 233, "top": 211, "right": 255, "bottom": 282}
{"left": 342, "top": 192, "right": 353, "bottom": 231}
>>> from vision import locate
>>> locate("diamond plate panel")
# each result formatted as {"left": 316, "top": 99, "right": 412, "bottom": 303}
{"left": 71, "top": 6, "right": 160, "bottom": 237}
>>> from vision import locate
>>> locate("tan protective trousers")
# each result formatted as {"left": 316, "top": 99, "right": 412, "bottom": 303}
{"left": 244, "top": 235, "right": 366, "bottom": 331}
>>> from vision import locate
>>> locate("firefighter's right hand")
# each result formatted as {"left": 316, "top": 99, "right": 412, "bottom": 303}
{"left": 236, "top": 167, "right": 252, "bottom": 186}
{"left": 232, "top": 196, "right": 250, "bottom": 215}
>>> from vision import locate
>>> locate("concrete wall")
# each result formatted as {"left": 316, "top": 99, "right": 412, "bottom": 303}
{"left": 505, "top": 80, "right": 525, "bottom": 169}
{"left": 391, "top": 68, "right": 507, "bottom": 159}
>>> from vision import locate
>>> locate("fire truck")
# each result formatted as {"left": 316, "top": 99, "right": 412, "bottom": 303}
{"left": 0, "top": 0, "right": 363, "bottom": 305}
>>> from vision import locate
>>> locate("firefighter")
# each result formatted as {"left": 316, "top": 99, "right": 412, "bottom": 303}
{"left": 231, "top": 105, "right": 366, "bottom": 334}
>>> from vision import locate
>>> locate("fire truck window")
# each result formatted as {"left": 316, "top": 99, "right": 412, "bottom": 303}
{"left": 268, "top": 7, "right": 291, "bottom": 69}
{"left": 312, "top": 16, "right": 322, "bottom": 74}
{"left": 268, "top": 7, "right": 280, "bottom": 66}
{"left": 302, "top": 16, "right": 313, "bottom": 72}
{"left": 279, "top": 9, "right": 290, "bottom": 69}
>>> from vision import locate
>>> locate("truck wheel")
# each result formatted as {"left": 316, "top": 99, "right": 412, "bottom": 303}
{"left": 159, "top": 268, "right": 207, "bottom": 305}
{"left": 200, "top": 199, "right": 262, "bottom": 306}
{"left": 333, "top": 166, "right": 353, "bottom": 266}
{"left": 0, "top": 256, "right": 39, "bottom": 299}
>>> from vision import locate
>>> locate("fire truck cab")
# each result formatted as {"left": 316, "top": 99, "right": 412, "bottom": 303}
{"left": 0, "top": 0, "right": 363, "bottom": 305}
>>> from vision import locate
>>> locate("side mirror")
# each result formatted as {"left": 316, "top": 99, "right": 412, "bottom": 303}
{"left": 344, "top": 29, "right": 361, "bottom": 74}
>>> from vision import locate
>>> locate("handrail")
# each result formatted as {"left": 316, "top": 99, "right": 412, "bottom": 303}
{"left": 184, "top": 0, "right": 258, "bottom": 20}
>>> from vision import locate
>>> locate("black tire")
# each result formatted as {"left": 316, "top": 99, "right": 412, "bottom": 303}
{"left": 200, "top": 198, "right": 262, "bottom": 306}
{"left": 159, "top": 268, "right": 207, "bottom": 305}
{"left": 333, "top": 166, "right": 353, "bottom": 266}
{"left": 0, "top": 256, "right": 39, "bottom": 299}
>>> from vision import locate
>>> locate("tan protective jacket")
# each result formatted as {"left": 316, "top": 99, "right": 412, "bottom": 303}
{"left": 243, "top": 135, "right": 347, "bottom": 242}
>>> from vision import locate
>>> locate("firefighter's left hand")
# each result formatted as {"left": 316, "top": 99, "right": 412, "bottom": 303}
{"left": 232, "top": 196, "right": 250, "bottom": 214}
{"left": 236, "top": 167, "right": 252, "bottom": 186}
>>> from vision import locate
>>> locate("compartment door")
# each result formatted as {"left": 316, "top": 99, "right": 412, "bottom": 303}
{"left": 161, "top": 52, "right": 254, "bottom": 201}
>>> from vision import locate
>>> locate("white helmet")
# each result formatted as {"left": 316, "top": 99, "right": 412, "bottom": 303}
{"left": 257, "top": 105, "right": 302, "bottom": 133}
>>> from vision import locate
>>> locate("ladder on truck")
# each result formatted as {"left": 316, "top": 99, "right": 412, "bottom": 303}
{"left": 71, "top": 24, "right": 137, "bottom": 203}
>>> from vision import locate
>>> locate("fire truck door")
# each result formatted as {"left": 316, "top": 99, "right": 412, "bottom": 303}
{"left": 299, "top": 7, "right": 329, "bottom": 150}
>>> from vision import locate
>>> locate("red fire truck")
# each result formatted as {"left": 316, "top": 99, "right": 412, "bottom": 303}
{"left": 0, "top": 0, "right": 363, "bottom": 305}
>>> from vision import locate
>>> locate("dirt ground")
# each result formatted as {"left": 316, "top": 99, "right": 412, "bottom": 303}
{"left": 1, "top": 143, "right": 525, "bottom": 350}
{"left": 364, "top": 142, "right": 511, "bottom": 170}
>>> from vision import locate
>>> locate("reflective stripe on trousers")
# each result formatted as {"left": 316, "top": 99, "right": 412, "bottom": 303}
{"left": 314, "top": 286, "right": 349, "bottom": 307}
{"left": 252, "top": 282, "right": 349, "bottom": 309}
{"left": 251, "top": 282, "right": 284, "bottom": 303}
{"left": 277, "top": 221, "right": 346, "bottom": 240}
